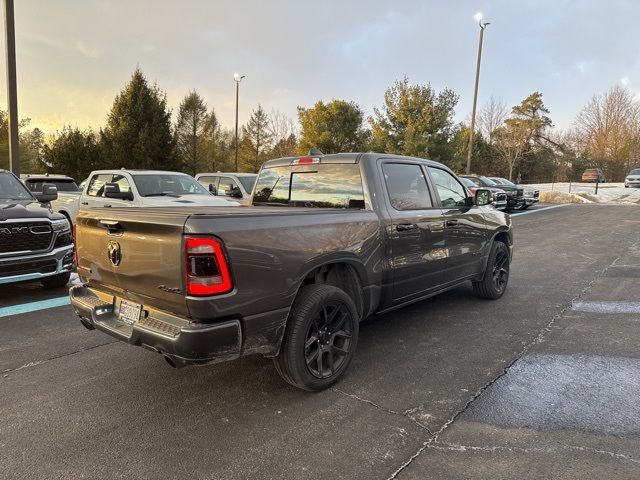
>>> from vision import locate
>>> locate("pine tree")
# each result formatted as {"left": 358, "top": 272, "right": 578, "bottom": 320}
{"left": 175, "top": 91, "right": 208, "bottom": 176}
{"left": 240, "top": 105, "right": 273, "bottom": 172}
{"left": 298, "top": 100, "right": 369, "bottom": 154}
{"left": 369, "top": 77, "right": 458, "bottom": 160}
{"left": 42, "top": 127, "right": 101, "bottom": 180}
{"left": 100, "top": 68, "right": 175, "bottom": 170}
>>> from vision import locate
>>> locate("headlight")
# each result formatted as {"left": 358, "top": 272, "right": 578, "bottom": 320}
{"left": 51, "top": 218, "right": 71, "bottom": 232}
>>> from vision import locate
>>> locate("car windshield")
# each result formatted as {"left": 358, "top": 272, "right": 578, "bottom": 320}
{"left": 132, "top": 174, "right": 210, "bottom": 197}
{"left": 238, "top": 175, "right": 257, "bottom": 193}
{"left": 459, "top": 177, "right": 476, "bottom": 188}
{"left": 629, "top": 169, "right": 640, "bottom": 175}
{"left": 494, "top": 177, "right": 515, "bottom": 186}
{"left": 0, "top": 172, "right": 34, "bottom": 201}
{"left": 478, "top": 176, "right": 498, "bottom": 186}
{"left": 27, "top": 179, "right": 80, "bottom": 192}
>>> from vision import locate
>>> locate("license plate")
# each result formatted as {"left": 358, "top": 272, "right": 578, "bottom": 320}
{"left": 118, "top": 300, "right": 142, "bottom": 325}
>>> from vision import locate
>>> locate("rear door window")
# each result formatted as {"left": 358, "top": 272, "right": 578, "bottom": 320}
{"left": 382, "top": 163, "right": 433, "bottom": 210}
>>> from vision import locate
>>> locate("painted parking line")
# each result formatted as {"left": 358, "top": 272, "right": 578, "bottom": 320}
{"left": 572, "top": 301, "right": 640, "bottom": 314}
{"left": 0, "top": 296, "right": 70, "bottom": 318}
{"left": 509, "top": 204, "right": 569, "bottom": 217}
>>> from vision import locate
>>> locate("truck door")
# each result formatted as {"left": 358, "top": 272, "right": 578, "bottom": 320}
{"left": 381, "top": 162, "right": 446, "bottom": 301}
{"left": 427, "top": 166, "right": 487, "bottom": 282}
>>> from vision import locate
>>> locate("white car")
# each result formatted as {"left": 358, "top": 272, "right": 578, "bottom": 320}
{"left": 51, "top": 169, "right": 238, "bottom": 223}
{"left": 195, "top": 172, "right": 258, "bottom": 206}
{"left": 624, "top": 168, "right": 640, "bottom": 188}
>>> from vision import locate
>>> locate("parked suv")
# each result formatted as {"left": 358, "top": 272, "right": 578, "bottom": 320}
{"left": 71, "top": 153, "right": 512, "bottom": 391}
{"left": 460, "top": 175, "right": 524, "bottom": 210}
{"left": 489, "top": 177, "right": 539, "bottom": 209}
{"left": 0, "top": 170, "right": 74, "bottom": 288}
{"left": 195, "top": 172, "right": 258, "bottom": 205}
{"left": 624, "top": 168, "right": 640, "bottom": 188}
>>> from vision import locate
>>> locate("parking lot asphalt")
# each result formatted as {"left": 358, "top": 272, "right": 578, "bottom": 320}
{"left": 2, "top": 204, "right": 639, "bottom": 480}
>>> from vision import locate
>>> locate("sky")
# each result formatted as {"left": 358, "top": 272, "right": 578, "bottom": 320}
{"left": 1, "top": 0, "right": 639, "bottom": 136}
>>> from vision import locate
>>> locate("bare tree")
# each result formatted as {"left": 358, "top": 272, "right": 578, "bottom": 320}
{"left": 574, "top": 85, "right": 640, "bottom": 179}
{"left": 492, "top": 124, "right": 528, "bottom": 181}
{"left": 477, "top": 96, "right": 508, "bottom": 144}
{"left": 267, "top": 109, "right": 297, "bottom": 157}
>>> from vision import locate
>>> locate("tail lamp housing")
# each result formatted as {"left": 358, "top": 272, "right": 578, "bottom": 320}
{"left": 184, "top": 236, "right": 233, "bottom": 296}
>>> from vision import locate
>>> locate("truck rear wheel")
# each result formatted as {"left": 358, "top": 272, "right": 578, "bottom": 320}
{"left": 472, "top": 241, "right": 510, "bottom": 299}
{"left": 42, "top": 271, "right": 71, "bottom": 289}
{"left": 274, "top": 284, "right": 359, "bottom": 391}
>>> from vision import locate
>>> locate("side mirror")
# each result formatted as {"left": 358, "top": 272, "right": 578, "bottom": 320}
{"left": 209, "top": 184, "right": 217, "bottom": 195}
{"left": 104, "top": 183, "right": 133, "bottom": 200}
{"left": 35, "top": 183, "right": 58, "bottom": 203}
{"left": 229, "top": 187, "right": 243, "bottom": 199}
{"left": 474, "top": 189, "right": 492, "bottom": 206}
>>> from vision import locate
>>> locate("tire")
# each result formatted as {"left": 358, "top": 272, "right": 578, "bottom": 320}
{"left": 273, "top": 284, "right": 359, "bottom": 391}
{"left": 42, "top": 271, "right": 71, "bottom": 289}
{"left": 472, "top": 241, "right": 510, "bottom": 299}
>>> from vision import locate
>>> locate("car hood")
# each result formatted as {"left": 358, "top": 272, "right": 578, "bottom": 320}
{"left": 0, "top": 199, "right": 63, "bottom": 221}
{"left": 142, "top": 194, "right": 240, "bottom": 207}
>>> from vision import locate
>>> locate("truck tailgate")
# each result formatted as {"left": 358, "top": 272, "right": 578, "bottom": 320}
{"left": 76, "top": 208, "right": 190, "bottom": 317}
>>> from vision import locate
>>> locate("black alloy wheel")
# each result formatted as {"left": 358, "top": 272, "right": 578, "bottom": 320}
{"left": 492, "top": 248, "right": 509, "bottom": 295}
{"left": 304, "top": 303, "right": 353, "bottom": 379}
{"left": 472, "top": 241, "right": 510, "bottom": 299}
{"left": 273, "top": 284, "right": 359, "bottom": 391}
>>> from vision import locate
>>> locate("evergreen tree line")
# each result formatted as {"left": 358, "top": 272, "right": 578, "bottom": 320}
{"left": 2, "top": 68, "right": 639, "bottom": 182}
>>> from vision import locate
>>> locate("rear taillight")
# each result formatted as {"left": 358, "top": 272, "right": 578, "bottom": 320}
{"left": 184, "top": 236, "right": 233, "bottom": 296}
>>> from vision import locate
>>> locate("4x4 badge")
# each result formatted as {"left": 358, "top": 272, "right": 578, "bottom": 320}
{"left": 107, "top": 241, "right": 121, "bottom": 267}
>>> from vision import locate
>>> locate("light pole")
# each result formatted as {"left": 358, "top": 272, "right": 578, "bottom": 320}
{"left": 234, "top": 73, "right": 245, "bottom": 172}
{"left": 4, "top": 0, "right": 20, "bottom": 175}
{"left": 466, "top": 12, "right": 490, "bottom": 175}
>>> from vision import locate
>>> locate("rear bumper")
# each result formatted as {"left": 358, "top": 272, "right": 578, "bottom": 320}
{"left": 0, "top": 245, "right": 74, "bottom": 285}
{"left": 70, "top": 285, "right": 242, "bottom": 367}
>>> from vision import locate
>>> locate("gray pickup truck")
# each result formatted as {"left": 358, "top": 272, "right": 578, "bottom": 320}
{"left": 1, "top": 170, "right": 74, "bottom": 288}
{"left": 70, "top": 153, "right": 512, "bottom": 390}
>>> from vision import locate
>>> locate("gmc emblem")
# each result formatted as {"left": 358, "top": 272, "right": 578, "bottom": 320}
{"left": 0, "top": 226, "right": 30, "bottom": 235}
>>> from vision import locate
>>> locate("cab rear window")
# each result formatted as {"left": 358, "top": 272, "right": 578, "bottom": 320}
{"left": 253, "top": 164, "right": 365, "bottom": 208}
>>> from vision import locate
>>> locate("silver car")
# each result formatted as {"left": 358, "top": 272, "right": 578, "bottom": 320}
{"left": 624, "top": 168, "right": 640, "bottom": 188}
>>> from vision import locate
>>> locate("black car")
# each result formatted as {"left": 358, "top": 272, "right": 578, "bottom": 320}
{"left": 460, "top": 175, "right": 525, "bottom": 211}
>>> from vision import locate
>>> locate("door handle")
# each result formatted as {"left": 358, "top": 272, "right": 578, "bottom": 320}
{"left": 80, "top": 201, "right": 89, "bottom": 206}
{"left": 103, "top": 204, "right": 112, "bottom": 208}
{"left": 446, "top": 219, "right": 459, "bottom": 227}
{"left": 396, "top": 223, "right": 418, "bottom": 232}
{"left": 99, "top": 219, "right": 123, "bottom": 234}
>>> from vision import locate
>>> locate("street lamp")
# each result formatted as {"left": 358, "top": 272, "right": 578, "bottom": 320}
{"left": 234, "top": 73, "right": 245, "bottom": 172}
{"left": 4, "top": 0, "right": 20, "bottom": 175}
{"left": 466, "top": 12, "right": 490, "bottom": 174}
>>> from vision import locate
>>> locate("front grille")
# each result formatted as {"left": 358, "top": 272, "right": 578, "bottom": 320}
{"left": 0, "top": 258, "right": 57, "bottom": 276}
{"left": 496, "top": 193, "right": 507, "bottom": 202}
{"left": 516, "top": 188, "right": 524, "bottom": 197}
{"left": 0, "top": 222, "right": 53, "bottom": 254}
